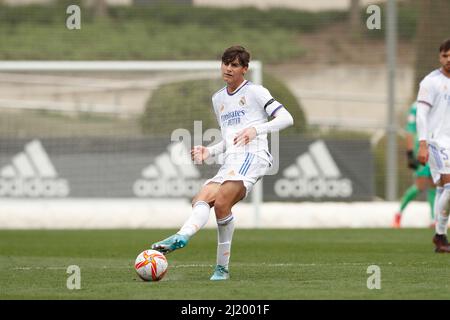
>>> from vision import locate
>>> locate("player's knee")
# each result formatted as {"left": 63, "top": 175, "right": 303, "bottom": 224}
{"left": 192, "top": 197, "right": 214, "bottom": 208}
{"left": 213, "top": 197, "right": 231, "bottom": 217}
{"left": 191, "top": 195, "right": 201, "bottom": 207}
{"left": 192, "top": 191, "right": 215, "bottom": 207}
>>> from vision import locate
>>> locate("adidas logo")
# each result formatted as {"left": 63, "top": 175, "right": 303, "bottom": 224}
{"left": 133, "top": 142, "right": 205, "bottom": 197}
{"left": 274, "top": 140, "right": 353, "bottom": 198}
{"left": 0, "top": 140, "right": 70, "bottom": 197}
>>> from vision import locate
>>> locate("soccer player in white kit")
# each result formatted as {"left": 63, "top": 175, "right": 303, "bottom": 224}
{"left": 152, "top": 46, "right": 294, "bottom": 279}
{"left": 416, "top": 39, "right": 450, "bottom": 253}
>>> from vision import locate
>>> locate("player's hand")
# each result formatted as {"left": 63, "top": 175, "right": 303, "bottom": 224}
{"left": 417, "top": 141, "right": 428, "bottom": 165}
{"left": 233, "top": 127, "right": 257, "bottom": 147}
{"left": 191, "top": 145, "right": 210, "bottom": 164}
{"left": 406, "top": 150, "right": 419, "bottom": 170}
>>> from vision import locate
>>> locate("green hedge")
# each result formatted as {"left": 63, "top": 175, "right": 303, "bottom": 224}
{"left": 0, "top": 3, "right": 347, "bottom": 32}
{"left": 0, "top": 3, "right": 350, "bottom": 62}
{"left": 108, "top": 5, "right": 347, "bottom": 33}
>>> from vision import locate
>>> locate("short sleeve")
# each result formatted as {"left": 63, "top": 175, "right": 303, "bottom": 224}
{"left": 251, "top": 85, "right": 282, "bottom": 116}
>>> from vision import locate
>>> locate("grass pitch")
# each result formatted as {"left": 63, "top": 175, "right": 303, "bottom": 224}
{"left": 0, "top": 229, "right": 449, "bottom": 300}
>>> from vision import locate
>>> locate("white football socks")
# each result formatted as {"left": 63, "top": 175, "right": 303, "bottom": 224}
{"left": 435, "top": 184, "right": 450, "bottom": 235}
{"left": 216, "top": 213, "right": 235, "bottom": 269}
{"left": 178, "top": 201, "right": 211, "bottom": 238}
{"left": 434, "top": 186, "right": 443, "bottom": 224}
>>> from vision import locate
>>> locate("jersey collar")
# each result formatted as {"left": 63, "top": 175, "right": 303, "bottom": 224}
{"left": 226, "top": 80, "right": 249, "bottom": 96}
{"left": 439, "top": 68, "right": 450, "bottom": 79}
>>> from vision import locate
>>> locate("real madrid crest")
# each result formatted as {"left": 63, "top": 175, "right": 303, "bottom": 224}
{"left": 239, "top": 96, "right": 246, "bottom": 106}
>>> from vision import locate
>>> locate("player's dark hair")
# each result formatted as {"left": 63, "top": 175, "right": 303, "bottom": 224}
{"left": 222, "top": 46, "right": 250, "bottom": 68}
{"left": 439, "top": 39, "right": 450, "bottom": 53}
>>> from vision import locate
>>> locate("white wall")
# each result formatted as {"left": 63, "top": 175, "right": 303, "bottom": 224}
{"left": 272, "top": 64, "right": 414, "bottom": 129}
{"left": 0, "top": 199, "right": 434, "bottom": 229}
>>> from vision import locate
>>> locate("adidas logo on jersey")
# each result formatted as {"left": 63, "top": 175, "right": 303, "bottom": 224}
{"left": 133, "top": 142, "right": 205, "bottom": 197}
{"left": 0, "top": 140, "right": 70, "bottom": 197}
{"left": 274, "top": 140, "right": 353, "bottom": 198}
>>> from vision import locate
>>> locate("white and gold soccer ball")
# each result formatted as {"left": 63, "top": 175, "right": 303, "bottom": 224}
{"left": 134, "top": 249, "right": 168, "bottom": 281}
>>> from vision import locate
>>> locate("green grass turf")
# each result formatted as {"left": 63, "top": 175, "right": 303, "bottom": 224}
{"left": 0, "top": 229, "right": 449, "bottom": 299}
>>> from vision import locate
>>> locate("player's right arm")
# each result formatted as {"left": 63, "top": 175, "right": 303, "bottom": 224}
{"left": 191, "top": 145, "right": 210, "bottom": 163}
{"left": 191, "top": 140, "right": 225, "bottom": 164}
{"left": 416, "top": 104, "right": 430, "bottom": 165}
{"left": 191, "top": 96, "right": 226, "bottom": 163}
{"left": 416, "top": 79, "right": 434, "bottom": 165}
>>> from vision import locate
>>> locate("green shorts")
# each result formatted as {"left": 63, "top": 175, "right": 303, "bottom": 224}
{"left": 414, "top": 163, "right": 431, "bottom": 177}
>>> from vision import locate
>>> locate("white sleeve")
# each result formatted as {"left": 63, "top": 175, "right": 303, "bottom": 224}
{"left": 252, "top": 85, "right": 283, "bottom": 116}
{"left": 416, "top": 101, "right": 430, "bottom": 142}
{"left": 206, "top": 140, "right": 225, "bottom": 157}
{"left": 253, "top": 107, "right": 294, "bottom": 135}
{"left": 417, "top": 78, "right": 434, "bottom": 107}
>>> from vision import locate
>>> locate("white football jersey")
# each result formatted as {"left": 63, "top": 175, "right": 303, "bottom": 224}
{"left": 211, "top": 80, "right": 283, "bottom": 163}
{"left": 417, "top": 69, "right": 450, "bottom": 146}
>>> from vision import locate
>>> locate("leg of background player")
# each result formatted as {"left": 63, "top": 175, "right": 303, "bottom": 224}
{"left": 393, "top": 184, "right": 419, "bottom": 228}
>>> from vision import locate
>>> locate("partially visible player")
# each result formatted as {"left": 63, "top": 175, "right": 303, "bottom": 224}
{"left": 392, "top": 102, "right": 435, "bottom": 228}
{"left": 416, "top": 38, "right": 450, "bottom": 253}
{"left": 151, "top": 46, "right": 294, "bottom": 279}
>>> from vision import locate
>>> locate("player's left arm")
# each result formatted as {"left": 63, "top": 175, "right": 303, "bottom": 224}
{"left": 234, "top": 106, "right": 294, "bottom": 146}
{"left": 234, "top": 86, "right": 294, "bottom": 146}
{"left": 253, "top": 106, "right": 294, "bottom": 135}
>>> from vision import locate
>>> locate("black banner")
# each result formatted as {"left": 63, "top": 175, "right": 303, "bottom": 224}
{"left": 0, "top": 137, "right": 373, "bottom": 201}
{"left": 264, "top": 137, "right": 374, "bottom": 201}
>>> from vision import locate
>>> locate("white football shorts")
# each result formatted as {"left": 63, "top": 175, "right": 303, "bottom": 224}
{"left": 204, "top": 152, "right": 271, "bottom": 197}
{"left": 427, "top": 142, "right": 450, "bottom": 183}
